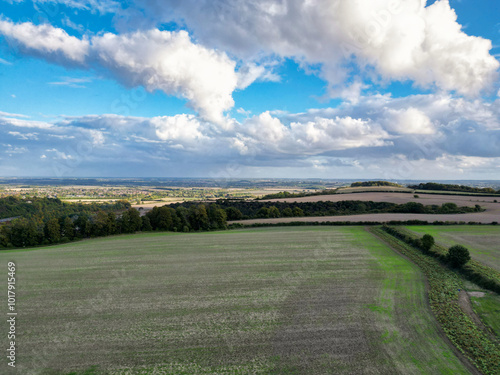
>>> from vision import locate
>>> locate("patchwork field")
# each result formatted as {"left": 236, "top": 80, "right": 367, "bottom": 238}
{"left": 406, "top": 225, "right": 500, "bottom": 273}
{"left": 253, "top": 192, "right": 500, "bottom": 224}
{"left": 0, "top": 228, "right": 471, "bottom": 374}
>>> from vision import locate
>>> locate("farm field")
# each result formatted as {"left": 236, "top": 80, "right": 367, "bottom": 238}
{"left": 406, "top": 225, "right": 500, "bottom": 273}
{"left": 243, "top": 192, "right": 500, "bottom": 224}
{"left": 0, "top": 227, "right": 471, "bottom": 374}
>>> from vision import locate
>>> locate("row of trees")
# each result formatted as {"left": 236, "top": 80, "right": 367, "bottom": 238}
{"left": 382, "top": 226, "right": 471, "bottom": 268}
{"left": 408, "top": 182, "right": 500, "bottom": 195}
{"left": 0, "top": 203, "right": 228, "bottom": 249}
{"left": 351, "top": 181, "right": 402, "bottom": 187}
{"left": 0, "top": 196, "right": 131, "bottom": 220}
{"left": 185, "top": 200, "right": 481, "bottom": 220}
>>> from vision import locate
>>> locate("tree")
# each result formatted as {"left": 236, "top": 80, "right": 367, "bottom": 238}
{"left": 257, "top": 207, "right": 270, "bottom": 218}
{"left": 282, "top": 207, "right": 293, "bottom": 217}
{"left": 141, "top": 216, "right": 153, "bottom": 231}
{"left": 292, "top": 207, "right": 304, "bottom": 217}
{"left": 189, "top": 204, "right": 209, "bottom": 231}
{"left": 127, "top": 208, "right": 142, "bottom": 232}
{"left": 175, "top": 206, "right": 190, "bottom": 231}
{"left": 92, "top": 211, "right": 110, "bottom": 236}
{"left": 421, "top": 234, "right": 435, "bottom": 253}
{"left": 268, "top": 206, "right": 280, "bottom": 218}
{"left": 106, "top": 212, "right": 117, "bottom": 235}
{"left": 44, "top": 218, "right": 61, "bottom": 244}
{"left": 447, "top": 245, "right": 471, "bottom": 268}
{"left": 212, "top": 208, "right": 227, "bottom": 229}
{"left": 225, "top": 207, "right": 243, "bottom": 221}
{"left": 62, "top": 217, "right": 75, "bottom": 240}
{"left": 10, "top": 218, "right": 39, "bottom": 247}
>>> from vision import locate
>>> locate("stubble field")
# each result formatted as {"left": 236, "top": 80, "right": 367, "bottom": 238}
{"left": 0, "top": 227, "right": 470, "bottom": 374}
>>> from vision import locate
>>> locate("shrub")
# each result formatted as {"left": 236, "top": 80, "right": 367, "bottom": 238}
{"left": 421, "top": 234, "right": 435, "bottom": 253}
{"left": 447, "top": 245, "right": 471, "bottom": 268}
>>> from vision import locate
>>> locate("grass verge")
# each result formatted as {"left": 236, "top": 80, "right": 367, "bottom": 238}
{"left": 371, "top": 227, "right": 500, "bottom": 375}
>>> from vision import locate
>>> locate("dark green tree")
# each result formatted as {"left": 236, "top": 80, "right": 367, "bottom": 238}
{"left": 421, "top": 234, "right": 435, "bottom": 253}
{"left": 225, "top": 207, "right": 243, "bottom": 220}
{"left": 189, "top": 204, "right": 209, "bottom": 230}
{"left": 268, "top": 206, "right": 280, "bottom": 218}
{"left": 44, "top": 218, "right": 61, "bottom": 243}
{"left": 447, "top": 245, "right": 471, "bottom": 268}
{"left": 61, "top": 217, "right": 75, "bottom": 240}
{"left": 141, "top": 216, "right": 153, "bottom": 231}
{"left": 257, "top": 207, "right": 270, "bottom": 218}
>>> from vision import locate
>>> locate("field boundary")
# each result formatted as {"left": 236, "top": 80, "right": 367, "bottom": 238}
{"left": 370, "top": 227, "right": 500, "bottom": 375}
{"left": 367, "top": 227, "right": 481, "bottom": 375}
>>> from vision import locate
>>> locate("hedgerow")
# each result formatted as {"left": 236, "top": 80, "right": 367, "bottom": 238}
{"left": 372, "top": 228, "right": 500, "bottom": 375}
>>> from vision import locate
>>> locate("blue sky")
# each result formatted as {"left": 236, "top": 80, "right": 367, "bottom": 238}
{"left": 0, "top": 0, "right": 499, "bottom": 179}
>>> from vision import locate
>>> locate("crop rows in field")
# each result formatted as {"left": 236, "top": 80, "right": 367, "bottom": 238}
{"left": 0, "top": 227, "right": 469, "bottom": 374}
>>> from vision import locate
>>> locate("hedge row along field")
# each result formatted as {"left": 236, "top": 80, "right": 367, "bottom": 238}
{"left": 0, "top": 227, "right": 470, "bottom": 374}
{"left": 383, "top": 226, "right": 500, "bottom": 294}
{"left": 371, "top": 227, "right": 500, "bottom": 375}
{"left": 406, "top": 225, "right": 500, "bottom": 274}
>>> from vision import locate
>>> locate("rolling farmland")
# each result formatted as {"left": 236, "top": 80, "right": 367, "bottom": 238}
{"left": 0, "top": 227, "right": 471, "bottom": 374}
{"left": 241, "top": 192, "right": 500, "bottom": 224}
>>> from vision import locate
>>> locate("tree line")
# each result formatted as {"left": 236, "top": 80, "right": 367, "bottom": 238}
{"left": 170, "top": 199, "right": 482, "bottom": 221}
{"left": 0, "top": 196, "right": 131, "bottom": 220}
{"left": 350, "top": 181, "right": 402, "bottom": 187}
{"left": 0, "top": 202, "right": 227, "bottom": 249}
{"left": 408, "top": 182, "right": 500, "bottom": 195}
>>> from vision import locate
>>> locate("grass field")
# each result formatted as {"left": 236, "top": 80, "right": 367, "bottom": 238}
{"left": 406, "top": 226, "right": 500, "bottom": 273}
{"left": 0, "top": 228, "right": 470, "bottom": 374}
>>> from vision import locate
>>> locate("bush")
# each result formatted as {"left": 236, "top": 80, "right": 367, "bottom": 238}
{"left": 421, "top": 234, "right": 435, "bottom": 253}
{"left": 447, "top": 245, "right": 471, "bottom": 268}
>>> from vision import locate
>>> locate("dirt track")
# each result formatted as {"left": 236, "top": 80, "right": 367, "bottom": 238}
{"left": 233, "top": 192, "right": 500, "bottom": 224}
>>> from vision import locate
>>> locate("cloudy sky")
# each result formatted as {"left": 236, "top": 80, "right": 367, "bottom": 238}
{"left": 0, "top": 0, "right": 499, "bottom": 180}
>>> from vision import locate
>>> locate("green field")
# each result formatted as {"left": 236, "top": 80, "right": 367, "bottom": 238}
{"left": 0, "top": 227, "right": 470, "bottom": 374}
{"left": 406, "top": 226, "right": 500, "bottom": 273}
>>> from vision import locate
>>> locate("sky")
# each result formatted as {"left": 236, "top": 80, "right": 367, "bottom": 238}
{"left": 0, "top": 0, "right": 499, "bottom": 180}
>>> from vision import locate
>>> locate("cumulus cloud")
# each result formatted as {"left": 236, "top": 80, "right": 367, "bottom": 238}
{"left": 92, "top": 29, "right": 239, "bottom": 124}
{"left": 0, "top": 19, "right": 89, "bottom": 64}
{"left": 235, "top": 111, "right": 392, "bottom": 155}
{"left": 125, "top": 0, "right": 499, "bottom": 96}
{"left": 384, "top": 108, "right": 435, "bottom": 135}
{"left": 153, "top": 114, "right": 209, "bottom": 148}
{"left": 0, "top": 21, "right": 243, "bottom": 125}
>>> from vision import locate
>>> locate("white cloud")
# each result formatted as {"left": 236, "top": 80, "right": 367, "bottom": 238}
{"left": 129, "top": 0, "right": 499, "bottom": 96}
{"left": 89, "top": 129, "right": 105, "bottom": 146}
{"left": 0, "top": 20, "right": 242, "bottom": 125}
{"left": 0, "top": 19, "right": 89, "bottom": 64}
{"left": 8, "top": 131, "right": 39, "bottom": 140}
{"left": 91, "top": 29, "right": 238, "bottom": 125}
{"left": 0, "top": 117, "right": 53, "bottom": 129}
{"left": 153, "top": 114, "right": 208, "bottom": 147}
{"left": 236, "top": 62, "right": 280, "bottom": 89}
{"left": 45, "top": 148, "right": 73, "bottom": 160}
{"left": 0, "top": 111, "right": 29, "bottom": 118}
{"left": 48, "top": 77, "right": 92, "bottom": 88}
{"left": 384, "top": 107, "right": 435, "bottom": 134}
{"left": 236, "top": 111, "right": 392, "bottom": 155}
